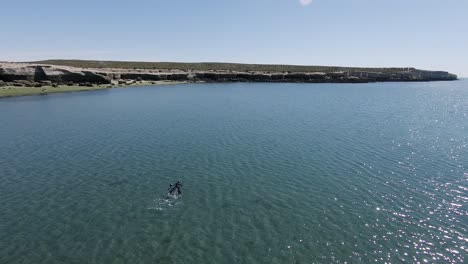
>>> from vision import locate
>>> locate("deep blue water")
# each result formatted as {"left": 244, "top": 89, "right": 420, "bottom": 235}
{"left": 0, "top": 81, "right": 467, "bottom": 263}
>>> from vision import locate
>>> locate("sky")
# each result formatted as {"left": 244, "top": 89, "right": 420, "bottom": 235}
{"left": 1, "top": 0, "right": 467, "bottom": 76}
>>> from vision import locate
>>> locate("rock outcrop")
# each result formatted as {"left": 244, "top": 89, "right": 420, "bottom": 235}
{"left": 0, "top": 64, "right": 111, "bottom": 86}
{"left": 105, "top": 70, "right": 457, "bottom": 83}
{"left": 0, "top": 63, "right": 457, "bottom": 88}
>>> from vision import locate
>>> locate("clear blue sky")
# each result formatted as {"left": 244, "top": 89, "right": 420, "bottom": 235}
{"left": 1, "top": 0, "right": 467, "bottom": 76}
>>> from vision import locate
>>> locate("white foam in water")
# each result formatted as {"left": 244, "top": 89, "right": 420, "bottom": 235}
{"left": 148, "top": 193, "right": 181, "bottom": 211}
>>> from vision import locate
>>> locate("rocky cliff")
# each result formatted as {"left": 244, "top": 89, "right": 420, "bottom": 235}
{"left": 0, "top": 63, "right": 457, "bottom": 88}
{"left": 0, "top": 64, "right": 111, "bottom": 87}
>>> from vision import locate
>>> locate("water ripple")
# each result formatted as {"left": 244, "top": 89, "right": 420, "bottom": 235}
{"left": 0, "top": 81, "right": 467, "bottom": 263}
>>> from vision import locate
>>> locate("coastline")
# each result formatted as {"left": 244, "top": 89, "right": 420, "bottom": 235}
{"left": 0, "top": 60, "right": 458, "bottom": 99}
{"left": 0, "top": 80, "right": 189, "bottom": 99}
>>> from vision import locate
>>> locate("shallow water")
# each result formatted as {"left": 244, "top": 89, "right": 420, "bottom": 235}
{"left": 0, "top": 81, "right": 467, "bottom": 263}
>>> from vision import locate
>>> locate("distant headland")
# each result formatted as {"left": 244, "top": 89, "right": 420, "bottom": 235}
{"left": 0, "top": 60, "right": 458, "bottom": 98}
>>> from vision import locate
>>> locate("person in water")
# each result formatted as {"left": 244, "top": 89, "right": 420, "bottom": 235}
{"left": 168, "top": 181, "right": 182, "bottom": 195}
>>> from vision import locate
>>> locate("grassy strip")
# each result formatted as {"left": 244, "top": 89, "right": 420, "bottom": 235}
{"left": 0, "top": 81, "right": 187, "bottom": 99}
{"left": 0, "top": 86, "right": 109, "bottom": 98}
{"left": 34, "top": 59, "right": 411, "bottom": 73}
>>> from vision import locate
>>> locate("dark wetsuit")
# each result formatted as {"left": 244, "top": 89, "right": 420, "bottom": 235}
{"left": 168, "top": 182, "right": 182, "bottom": 195}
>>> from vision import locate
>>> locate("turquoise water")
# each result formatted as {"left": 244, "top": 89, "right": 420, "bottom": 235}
{"left": 0, "top": 81, "right": 467, "bottom": 263}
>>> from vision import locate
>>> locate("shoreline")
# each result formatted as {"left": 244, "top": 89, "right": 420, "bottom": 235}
{"left": 1, "top": 78, "right": 462, "bottom": 99}
{"left": 0, "top": 60, "right": 458, "bottom": 99}
{"left": 0, "top": 80, "right": 189, "bottom": 99}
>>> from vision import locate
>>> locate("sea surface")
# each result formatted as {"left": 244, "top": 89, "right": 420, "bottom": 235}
{"left": 0, "top": 81, "right": 467, "bottom": 263}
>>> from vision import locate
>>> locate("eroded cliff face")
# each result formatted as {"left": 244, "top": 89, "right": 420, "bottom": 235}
{"left": 0, "top": 63, "right": 457, "bottom": 87}
{"left": 0, "top": 64, "right": 111, "bottom": 87}
{"left": 110, "top": 69, "right": 457, "bottom": 83}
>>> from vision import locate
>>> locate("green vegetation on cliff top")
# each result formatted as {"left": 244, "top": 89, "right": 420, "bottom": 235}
{"left": 34, "top": 59, "right": 413, "bottom": 73}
